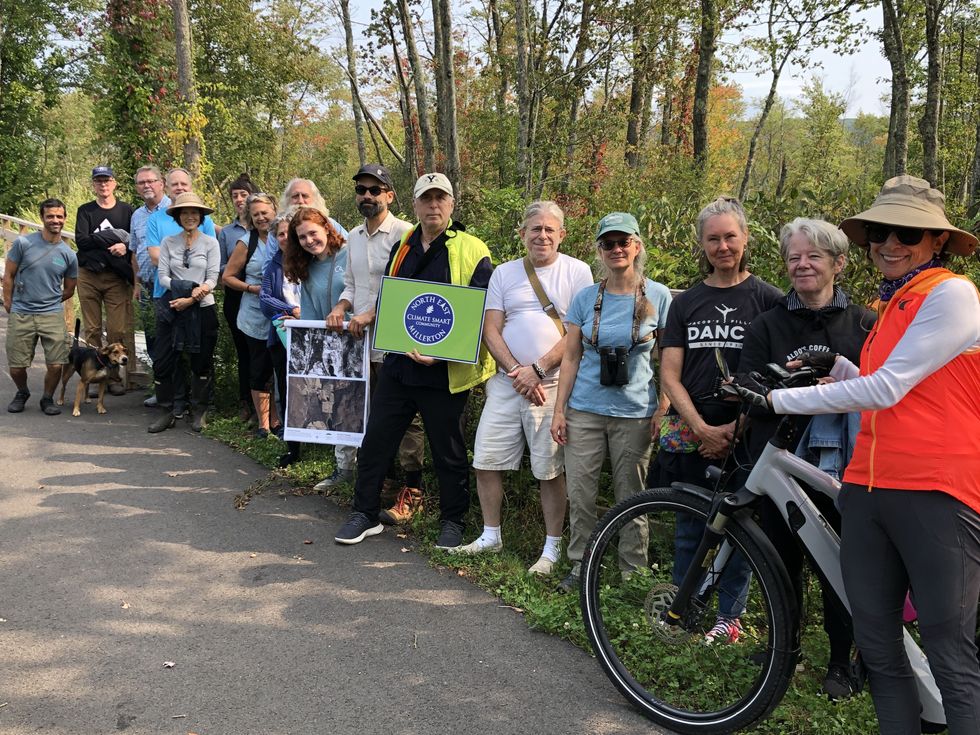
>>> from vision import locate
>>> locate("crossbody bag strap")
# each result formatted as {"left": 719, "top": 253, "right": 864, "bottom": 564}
{"left": 17, "top": 242, "right": 61, "bottom": 276}
{"left": 523, "top": 256, "right": 565, "bottom": 337}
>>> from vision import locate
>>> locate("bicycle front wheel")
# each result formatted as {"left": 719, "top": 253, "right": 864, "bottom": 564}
{"left": 580, "top": 487, "right": 797, "bottom": 734}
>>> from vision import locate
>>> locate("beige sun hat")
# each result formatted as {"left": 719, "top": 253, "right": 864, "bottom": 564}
{"left": 840, "top": 175, "right": 978, "bottom": 256}
{"left": 166, "top": 191, "right": 215, "bottom": 219}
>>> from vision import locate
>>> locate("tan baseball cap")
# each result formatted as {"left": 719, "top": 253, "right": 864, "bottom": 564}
{"left": 840, "top": 175, "right": 978, "bottom": 256}
{"left": 414, "top": 172, "right": 454, "bottom": 199}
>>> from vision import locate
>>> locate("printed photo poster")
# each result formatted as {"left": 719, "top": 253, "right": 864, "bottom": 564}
{"left": 283, "top": 320, "right": 370, "bottom": 446}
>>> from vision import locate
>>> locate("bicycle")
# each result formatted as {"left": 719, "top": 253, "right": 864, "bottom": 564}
{"left": 579, "top": 356, "right": 946, "bottom": 734}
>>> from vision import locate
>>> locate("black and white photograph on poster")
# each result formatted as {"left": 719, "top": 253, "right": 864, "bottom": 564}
{"left": 283, "top": 319, "right": 370, "bottom": 446}
{"left": 288, "top": 325, "right": 366, "bottom": 379}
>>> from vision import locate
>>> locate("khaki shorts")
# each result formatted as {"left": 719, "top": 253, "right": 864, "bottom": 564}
{"left": 5, "top": 311, "right": 70, "bottom": 368}
{"left": 472, "top": 372, "right": 563, "bottom": 481}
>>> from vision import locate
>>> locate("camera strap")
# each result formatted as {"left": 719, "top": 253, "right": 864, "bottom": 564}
{"left": 587, "top": 279, "right": 653, "bottom": 353}
{"left": 522, "top": 256, "right": 565, "bottom": 336}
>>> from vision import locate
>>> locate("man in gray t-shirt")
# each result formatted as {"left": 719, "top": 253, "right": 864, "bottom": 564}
{"left": 3, "top": 198, "right": 79, "bottom": 415}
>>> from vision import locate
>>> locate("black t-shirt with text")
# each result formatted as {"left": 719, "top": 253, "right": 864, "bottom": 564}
{"left": 660, "top": 274, "right": 783, "bottom": 423}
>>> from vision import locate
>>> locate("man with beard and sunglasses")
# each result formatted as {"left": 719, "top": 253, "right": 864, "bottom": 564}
{"left": 325, "top": 164, "right": 426, "bottom": 517}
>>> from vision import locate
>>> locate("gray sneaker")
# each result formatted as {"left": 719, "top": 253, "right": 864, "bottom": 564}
{"left": 335, "top": 512, "right": 383, "bottom": 545}
{"left": 7, "top": 389, "right": 30, "bottom": 413}
{"left": 314, "top": 467, "right": 354, "bottom": 492}
{"left": 435, "top": 520, "right": 465, "bottom": 550}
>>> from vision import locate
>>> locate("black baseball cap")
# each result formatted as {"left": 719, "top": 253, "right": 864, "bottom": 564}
{"left": 92, "top": 165, "right": 115, "bottom": 179}
{"left": 352, "top": 164, "right": 394, "bottom": 190}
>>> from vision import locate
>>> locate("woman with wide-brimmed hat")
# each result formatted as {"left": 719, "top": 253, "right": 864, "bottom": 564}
{"left": 149, "top": 191, "right": 221, "bottom": 434}
{"left": 743, "top": 176, "right": 980, "bottom": 733}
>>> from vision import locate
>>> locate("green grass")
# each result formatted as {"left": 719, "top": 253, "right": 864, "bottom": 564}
{"left": 204, "top": 412, "right": 880, "bottom": 735}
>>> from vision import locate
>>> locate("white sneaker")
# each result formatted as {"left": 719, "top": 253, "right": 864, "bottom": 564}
{"left": 528, "top": 556, "right": 555, "bottom": 575}
{"left": 451, "top": 537, "right": 502, "bottom": 555}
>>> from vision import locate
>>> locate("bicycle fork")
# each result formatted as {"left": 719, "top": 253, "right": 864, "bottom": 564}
{"left": 664, "top": 487, "right": 757, "bottom": 629}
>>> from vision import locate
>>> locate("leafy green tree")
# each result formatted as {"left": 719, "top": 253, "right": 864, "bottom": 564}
{"left": 0, "top": 0, "right": 94, "bottom": 212}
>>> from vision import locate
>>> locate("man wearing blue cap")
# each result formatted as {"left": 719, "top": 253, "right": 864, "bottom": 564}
{"left": 74, "top": 166, "right": 136, "bottom": 395}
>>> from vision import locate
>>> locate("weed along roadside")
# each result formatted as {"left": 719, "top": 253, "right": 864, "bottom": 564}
{"left": 205, "top": 407, "right": 879, "bottom": 735}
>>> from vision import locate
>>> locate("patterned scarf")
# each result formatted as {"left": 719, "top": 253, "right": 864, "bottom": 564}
{"left": 878, "top": 256, "right": 943, "bottom": 302}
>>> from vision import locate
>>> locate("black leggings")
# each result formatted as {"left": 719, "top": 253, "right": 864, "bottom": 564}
{"left": 840, "top": 484, "right": 980, "bottom": 734}
{"left": 222, "top": 289, "right": 251, "bottom": 403}
{"left": 245, "top": 335, "right": 274, "bottom": 391}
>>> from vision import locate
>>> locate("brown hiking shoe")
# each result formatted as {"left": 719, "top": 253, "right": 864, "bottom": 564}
{"left": 379, "top": 485, "right": 422, "bottom": 525}
{"left": 380, "top": 477, "right": 401, "bottom": 508}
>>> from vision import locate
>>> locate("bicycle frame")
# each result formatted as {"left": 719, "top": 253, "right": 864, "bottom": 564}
{"left": 719, "top": 431, "right": 946, "bottom": 724}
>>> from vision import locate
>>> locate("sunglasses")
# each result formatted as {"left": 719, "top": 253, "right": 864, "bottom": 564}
{"left": 598, "top": 237, "right": 633, "bottom": 251}
{"left": 355, "top": 184, "right": 387, "bottom": 196}
{"left": 865, "top": 223, "right": 936, "bottom": 246}
{"left": 182, "top": 248, "right": 192, "bottom": 269}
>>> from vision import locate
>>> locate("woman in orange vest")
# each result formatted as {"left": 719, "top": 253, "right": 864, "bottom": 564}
{"left": 740, "top": 176, "right": 980, "bottom": 734}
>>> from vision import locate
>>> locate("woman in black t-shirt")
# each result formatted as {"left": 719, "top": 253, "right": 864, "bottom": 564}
{"left": 654, "top": 196, "right": 782, "bottom": 645}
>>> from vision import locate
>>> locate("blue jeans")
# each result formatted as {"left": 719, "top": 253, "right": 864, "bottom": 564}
{"left": 653, "top": 449, "right": 752, "bottom": 618}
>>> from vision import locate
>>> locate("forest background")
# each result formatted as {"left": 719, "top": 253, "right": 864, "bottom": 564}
{"left": 3, "top": 0, "right": 979, "bottom": 304}
{"left": 3, "top": 2, "right": 980, "bottom": 730}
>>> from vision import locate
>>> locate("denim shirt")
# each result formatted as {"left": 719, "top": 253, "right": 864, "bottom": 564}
{"left": 795, "top": 412, "right": 861, "bottom": 482}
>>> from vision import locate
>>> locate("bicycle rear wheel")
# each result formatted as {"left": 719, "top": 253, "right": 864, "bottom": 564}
{"left": 580, "top": 487, "right": 797, "bottom": 734}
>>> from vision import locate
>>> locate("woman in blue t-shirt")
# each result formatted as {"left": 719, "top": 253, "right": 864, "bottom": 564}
{"left": 550, "top": 212, "right": 672, "bottom": 593}
{"left": 222, "top": 192, "right": 280, "bottom": 438}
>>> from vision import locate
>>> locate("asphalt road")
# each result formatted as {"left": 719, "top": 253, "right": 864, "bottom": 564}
{"left": 0, "top": 313, "right": 659, "bottom": 735}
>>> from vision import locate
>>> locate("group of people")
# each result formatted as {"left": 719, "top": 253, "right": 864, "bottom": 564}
{"left": 5, "top": 165, "right": 980, "bottom": 734}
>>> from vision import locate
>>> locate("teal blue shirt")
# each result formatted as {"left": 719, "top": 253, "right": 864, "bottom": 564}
{"left": 7, "top": 232, "right": 78, "bottom": 314}
{"left": 299, "top": 248, "right": 349, "bottom": 320}
{"left": 566, "top": 279, "right": 672, "bottom": 418}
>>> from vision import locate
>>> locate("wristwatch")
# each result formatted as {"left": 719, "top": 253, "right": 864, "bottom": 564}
{"left": 531, "top": 362, "right": 546, "bottom": 380}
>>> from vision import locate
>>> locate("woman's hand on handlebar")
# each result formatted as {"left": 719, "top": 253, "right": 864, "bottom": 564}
{"left": 786, "top": 350, "right": 838, "bottom": 374}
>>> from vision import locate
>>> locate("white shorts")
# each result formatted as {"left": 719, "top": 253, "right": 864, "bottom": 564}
{"left": 472, "top": 372, "right": 563, "bottom": 480}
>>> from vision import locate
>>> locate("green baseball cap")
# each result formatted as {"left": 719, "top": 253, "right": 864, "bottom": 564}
{"left": 596, "top": 212, "right": 640, "bottom": 239}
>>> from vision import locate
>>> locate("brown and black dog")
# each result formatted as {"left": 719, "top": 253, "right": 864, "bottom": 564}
{"left": 58, "top": 320, "right": 129, "bottom": 416}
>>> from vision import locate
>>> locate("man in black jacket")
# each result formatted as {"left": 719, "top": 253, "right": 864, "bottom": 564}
{"left": 74, "top": 166, "right": 136, "bottom": 395}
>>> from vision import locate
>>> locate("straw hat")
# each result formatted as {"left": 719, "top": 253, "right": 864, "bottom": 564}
{"left": 166, "top": 191, "right": 214, "bottom": 219}
{"left": 840, "top": 175, "right": 978, "bottom": 256}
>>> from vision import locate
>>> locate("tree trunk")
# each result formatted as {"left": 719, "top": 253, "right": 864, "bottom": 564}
{"left": 968, "top": 41, "right": 980, "bottom": 218}
{"left": 339, "top": 0, "right": 366, "bottom": 166}
{"left": 739, "top": 74, "right": 783, "bottom": 199}
{"left": 397, "top": 0, "right": 435, "bottom": 171}
{"left": 625, "top": 22, "right": 648, "bottom": 168}
{"left": 515, "top": 0, "right": 531, "bottom": 193}
{"left": 489, "top": 0, "right": 509, "bottom": 184}
{"left": 881, "top": 0, "right": 909, "bottom": 177}
{"left": 171, "top": 0, "right": 201, "bottom": 176}
{"left": 431, "top": 0, "right": 460, "bottom": 188}
{"left": 561, "top": 0, "right": 592, "bottom": 192}
{"left": 693, "top": 0, "right": 717, "bottom": 170}
{"left": 387, "top": 15, "right": 417, "bottom": 177}
{"left": 918, "top": 0, "right": 943, "bottom": 185}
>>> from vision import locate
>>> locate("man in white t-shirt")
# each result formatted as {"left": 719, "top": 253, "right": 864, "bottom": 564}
{"left": 452, "top": 200, "right": 593, "bottom": 574}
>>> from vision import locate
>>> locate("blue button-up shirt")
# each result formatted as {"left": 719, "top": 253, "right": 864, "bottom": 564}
{"left": 130, "top": 195, "right": 171, "bottom": 285}
{"left": 145, "top": 207, "right": 217, "bottom": 298}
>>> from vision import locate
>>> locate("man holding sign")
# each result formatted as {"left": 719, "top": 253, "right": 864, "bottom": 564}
{"left": 334, "top": 173, "right": 495, "bottom": 548}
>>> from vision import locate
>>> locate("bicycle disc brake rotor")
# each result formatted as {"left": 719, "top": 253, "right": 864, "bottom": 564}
{"left": 644, "top": 583, "right": 692, "bottom": 645}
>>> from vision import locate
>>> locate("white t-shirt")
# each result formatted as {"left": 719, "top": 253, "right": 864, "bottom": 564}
{"left": 485, "top": 253, "right": 594, "bottom": 379}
